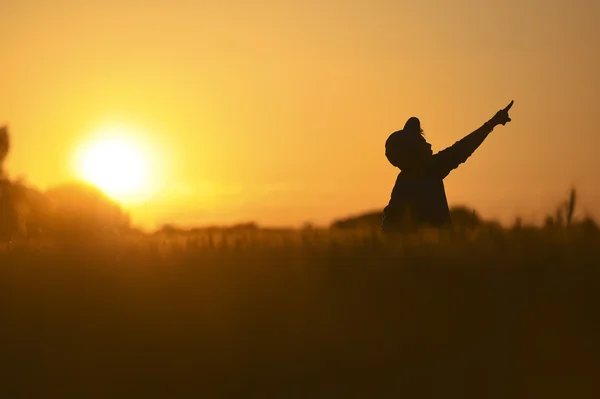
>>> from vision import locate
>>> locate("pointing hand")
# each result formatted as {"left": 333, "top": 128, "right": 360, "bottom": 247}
{"left": 491, "top": 100, "right": 514, "bottom": 126}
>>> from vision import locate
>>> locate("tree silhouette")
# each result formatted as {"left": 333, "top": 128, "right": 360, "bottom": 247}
{"left": 0, "top": 126, "right": 19, "bottom": 241}
{"left": 46, "top": 182, "right": 131, "bottom": 237}
{"left": 0, "top": 125, "right": 8, "bottom": 177}
{"left": 448, "top": 206, "right": 480, "bottom": 229}
{"left": 330, "top": 206, "right": 484, "bottom": 230}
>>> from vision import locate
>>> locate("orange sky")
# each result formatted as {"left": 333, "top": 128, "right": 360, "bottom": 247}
{"left": 1, "top": 0, "right": 598, "bottom": 228}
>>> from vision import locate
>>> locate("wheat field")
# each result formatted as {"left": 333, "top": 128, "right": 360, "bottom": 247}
{"left": 1, "top": 226, "right": 599, "bottom": 398}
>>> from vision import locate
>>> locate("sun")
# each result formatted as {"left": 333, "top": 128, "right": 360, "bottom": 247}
{"left": 74, "top": 127, "right": 157, "bottom": 204}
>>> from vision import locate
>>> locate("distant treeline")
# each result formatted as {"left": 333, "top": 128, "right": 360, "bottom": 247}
{"left": 0, "top": 125, "right": 597, "bottom": 241}
{"left": 330, "top": 187, "right": 598, "bottom": 233}
{"left": 0, "top": 178, "right": 132, "bottom": 241}
{"left": 330, "top": 207, "right": 488, "bottom": 231}
{"left": 0, "top": 126, "right": 131, "bottom": 241}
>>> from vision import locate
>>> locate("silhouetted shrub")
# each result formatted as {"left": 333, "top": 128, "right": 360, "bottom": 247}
{"left": 45, "top": 182, "right": 130, "bottom": 238}
{"left": 0, "top": 178, "right": 21, "bottom": 241}
{"left": 330, "top": 211, "right": 383, "bottom": 230}
{"left": 330, "top": 206, "right": 484, "bottom": 231}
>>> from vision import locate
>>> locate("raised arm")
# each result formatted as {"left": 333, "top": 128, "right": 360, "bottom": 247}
{"left": 431, "top": 101, "right": 513, "bottom": 178}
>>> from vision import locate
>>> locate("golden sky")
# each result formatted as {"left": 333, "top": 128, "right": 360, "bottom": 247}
{"left": 1, "top": 0, "right": 598, "bottom": 228}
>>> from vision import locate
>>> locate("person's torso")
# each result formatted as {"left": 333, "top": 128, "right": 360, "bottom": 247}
{"left": 382, "top": 170, "right": 451, "bottom": 231}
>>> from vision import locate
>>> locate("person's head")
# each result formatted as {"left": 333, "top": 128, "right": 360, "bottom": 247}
{"left": 385, "top": 117, "right": 432, "bottom": 171}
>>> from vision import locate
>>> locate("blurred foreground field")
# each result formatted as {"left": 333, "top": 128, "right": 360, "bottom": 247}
{"left": 1, "top": 226, "right": 600, "bottom": 398}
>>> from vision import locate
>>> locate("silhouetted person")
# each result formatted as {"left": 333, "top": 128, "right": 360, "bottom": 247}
{"left": 382, "top": 101, "right": 514, "bottom": 233}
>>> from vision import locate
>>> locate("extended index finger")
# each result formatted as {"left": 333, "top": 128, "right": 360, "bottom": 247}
{"left": 504, "top": 100, "right": 514, "bottom": 112}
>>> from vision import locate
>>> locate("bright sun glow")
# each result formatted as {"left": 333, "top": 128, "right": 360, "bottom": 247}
{"left": 75, "top": 126, "right": 158, "bottom": 204}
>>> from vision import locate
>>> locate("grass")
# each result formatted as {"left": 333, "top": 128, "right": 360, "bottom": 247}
{"left": 1, "top": 226, "right": 600, "bottom": 398}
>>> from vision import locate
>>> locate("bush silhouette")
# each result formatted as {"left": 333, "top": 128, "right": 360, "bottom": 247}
{"left": 45, "top": 182, "right": 130, "bottom": 237}
{"left": 0, "top": 125, "right": 9, "bottom": 178}
{"left": 330, "top": 206, "right": 485, "bottom": 230}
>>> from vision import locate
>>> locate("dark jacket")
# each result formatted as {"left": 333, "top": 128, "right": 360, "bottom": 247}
{"left": 382, "top": 123, "right": 494, "bottom": 232}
